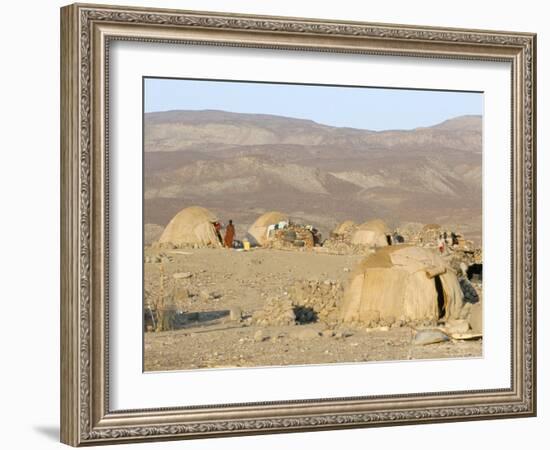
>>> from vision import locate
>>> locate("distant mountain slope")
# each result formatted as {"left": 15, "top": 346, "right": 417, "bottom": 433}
{"left": 144, "top": 110, "right": 482, "bottom": 242}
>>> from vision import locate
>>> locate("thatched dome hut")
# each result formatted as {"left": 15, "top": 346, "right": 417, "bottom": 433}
{"left": 158, "top": 206, "right": 222, "bottom": 247}
{"left": 339, "top": 245, "right": 464, "bottom": 325}
{"left": 350, "top": 219, "right": 391, "bottom": 248}
{"left": 247, "top": 211, "right": 289, "bottom": 246}
{"left": 332, "top": 220, "right": 357, "bottom": 236}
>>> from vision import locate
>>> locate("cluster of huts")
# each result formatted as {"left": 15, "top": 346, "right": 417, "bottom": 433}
{"left": 157, "top": 207, "right": 321, "bottom": 250}
{"left": 151, "top": 205, "right": 482, "bottom": 331}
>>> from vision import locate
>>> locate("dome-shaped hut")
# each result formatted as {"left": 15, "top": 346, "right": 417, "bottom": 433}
{"left": 332, "top": 220, "right": 357, "bottom": 236}
{"left": 350, "top": 219, "right": 391, "bottom": 248}
{"left": 158, "top": 206, "right": 222, "bottom": 247}
{"left": 339, "top": 245, "right": 464, "bottom": 325}
{"left": 247, "top": 211, "right": 289, "bottom": 246}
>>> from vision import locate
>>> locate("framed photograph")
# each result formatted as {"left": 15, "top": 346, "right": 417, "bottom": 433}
{"left": 60, "top": 3, "right": 536, "bottom": 446}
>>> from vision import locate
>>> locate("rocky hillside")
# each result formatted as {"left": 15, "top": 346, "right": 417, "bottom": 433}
{"left": 144, "top": 110, "right": 482, "bottom": 242}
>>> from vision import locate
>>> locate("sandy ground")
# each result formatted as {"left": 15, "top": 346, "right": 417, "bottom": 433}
{"left": 143, "top": 247, "right": 482, "bottom": 372}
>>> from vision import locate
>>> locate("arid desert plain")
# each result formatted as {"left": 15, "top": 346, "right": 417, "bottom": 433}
{"left": 143, "top": 110, "right": 483, "bottom": 372}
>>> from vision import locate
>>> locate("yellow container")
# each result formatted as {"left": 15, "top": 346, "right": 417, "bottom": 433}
{"left": 243, "top": 239, "right": 251, "bottom": 251}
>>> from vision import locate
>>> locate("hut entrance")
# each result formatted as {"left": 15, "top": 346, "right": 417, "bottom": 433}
{"left": 434, "top": 275, "right": 446, "bottom": 319}
{"left": 386, "top": 235, "right": 392, "bottom": 246}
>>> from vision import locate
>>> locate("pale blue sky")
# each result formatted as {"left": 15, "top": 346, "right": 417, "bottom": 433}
{"left": 144, "top": 77, "right": 482, "bottom": 131}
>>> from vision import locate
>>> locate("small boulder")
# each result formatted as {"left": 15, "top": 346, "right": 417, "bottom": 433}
{"left": 413, "top": 329, "right": 449, "bottom": 346}
{"left": 334, "top": 330, "right": 354, "bottom": 339}
{"left": 200, "top": 290, "right": 223, "bottom": 300}
{"left": 173, "top": 272, "right": 193, "bottom": 279}
{"left": 253, "top": 330, "right": 269, "bottom": 342}
{"left": 291, "top": 328, "right": 320, "bottom": 340}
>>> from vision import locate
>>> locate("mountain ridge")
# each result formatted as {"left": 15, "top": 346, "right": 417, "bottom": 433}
{"left": 143, "top": 110, "right": 482, "bottom": 243}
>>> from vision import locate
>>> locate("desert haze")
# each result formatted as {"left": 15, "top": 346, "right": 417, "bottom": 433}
{"left": 144, "top": 110, "right": 482, "bottom": 244}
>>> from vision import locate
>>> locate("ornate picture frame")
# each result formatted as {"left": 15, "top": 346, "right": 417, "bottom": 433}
{"left": 60, "top": 3, "right": 536, "bottom": 446}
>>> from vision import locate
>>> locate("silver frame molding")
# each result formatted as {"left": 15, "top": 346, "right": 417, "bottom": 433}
{"left": 60, "top": 3, "right": 536, "bottom": 446}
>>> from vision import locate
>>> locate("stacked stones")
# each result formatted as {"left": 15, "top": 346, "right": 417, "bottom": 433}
{"left": 321, "top": 239, "right": 370, "bottom": 255}
{"left": 322, "top": 226, "right": 373, "bottom": 255}
{"left": 144, "top": 252, "right": 174, "bottom": 264}
{"left": 251, "top": 297, "right": 296, "bottom": 326}
{"left": 289, "top": 280, "right": 343, "bottom": 326}
{"left": 251, "top": 280, "right": 344, "bottom": 327}
{"left": 268, "top": 225, "right": 315, "bottom": 250}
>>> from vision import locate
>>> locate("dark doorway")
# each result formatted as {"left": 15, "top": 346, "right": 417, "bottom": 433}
{"left": 434, "top": 275, "right": 446, "bottom": 319}
{"left": 386, "top": 235, "right": 392, "bottom": 246}
{"left": 467, "top": 263, "right": 483, "bottom": 282}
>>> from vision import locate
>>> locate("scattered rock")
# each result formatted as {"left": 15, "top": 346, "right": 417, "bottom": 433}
{"left": 291, "top": 328, "right": 320, "bottom": 340}
{"left": 252, "top": 297, "right": 296, "bottom": 326}
{"left": 334, "top": 330, "right": 354, "bottom": 339}
{"left": 253, "top": 330, "right": 269, "bottom": 342}
{"left": 413, "top": 329, "right": 449, "bottom": 346}
{"left": 147, "top": 252, "right": 174, "bottom": 264}
{"left": 173, "top": 272, "right": 193, "bottom": 279}
{"left": 200, "top": 290, "right": 223, "bottom": 300}
{"left": 288, "top": 280, "right": 343, "bottom": 323}
{"left": 321, "top": 329, "right": 335, "bottom": 338}
{"left": 391, "top": 319, "right": 405, "bottom": 328}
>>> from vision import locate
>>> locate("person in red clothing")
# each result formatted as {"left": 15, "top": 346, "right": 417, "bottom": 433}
{"left": 437, "top": 234, "right": 445, "bottom": 254}
{"left": 224, "top": 220, "right": 235, "bottom": 248}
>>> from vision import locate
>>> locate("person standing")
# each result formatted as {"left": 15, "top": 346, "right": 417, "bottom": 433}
{"left": 224, "top": 219, "right": 235, "bottom": 248}
{"left": 437, "top": 234, "right": 445, "bottom": 254}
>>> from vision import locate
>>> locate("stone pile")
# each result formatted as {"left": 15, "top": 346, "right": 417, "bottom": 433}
{"left": 322, "top": 226, "right": 374, "bottom": 255}
{"left": 251, "top": 297, "right": 296, "bottom": 326}
{"left": 267, "top": 225, "right": 316, "bottom": 250}
{"left": 289, "top": 280, "right": 344, "bottom": 325}
{"left": 152, "top": 240, "right": 221, "bottom": 250}
{"left": 144, "top": 252, "right": 174, "bottom": 264}
{"left": 251, "top": 280, "right": 344, "bottom": 327}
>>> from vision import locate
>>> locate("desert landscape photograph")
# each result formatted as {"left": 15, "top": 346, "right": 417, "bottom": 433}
{"left": 142, "top": 78, "right": 483, "bottom": 372}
